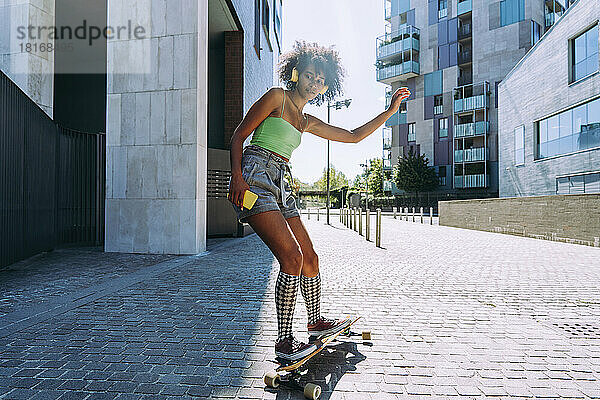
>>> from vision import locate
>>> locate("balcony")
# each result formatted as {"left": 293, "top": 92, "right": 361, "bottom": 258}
{"left": 458, "top": 48, "right": 472, "bottom": 65}
{"left": 376, "top": 61, "right": 420, "bottom": 84}
{"left": 458, "top": 24, "right": 472, "bottom": 40}
{"left": 385, "top": 111, "right": 407, "bottom": 127}
{"left": 383, "top": 159, "right": 392, "bottom": 170}
{"left": 434, "top": 105, "right": 443, "bottom": 115}
{"left": 454, "top": 95, "right": 488, "bottom": 112}
{"left": 383, "top": 128, "right": 392, "bottom": 150}
{"left": 376, "top": 26, "right": 420, "bottom": 62}
{"left": 457, "top": 0, "right": 472, "bottom": 15}
{"left": 454, "top": 121, "right": 489, "bottom": 138}
{"left": 454, "top": 147, "right": 487, "bottom": 163}
{"left": 438, "top": 8, "right": 448, "bottom": 19}
{"left": 454, "top": 174, "right": 488, "bottom": 188}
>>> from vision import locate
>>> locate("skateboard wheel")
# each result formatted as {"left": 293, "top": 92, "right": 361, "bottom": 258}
{"left": 264, "top": 370, "right": 280, "bottom": 388}
{"left": 362, "top": 331, "right": 371, "bottom": 340}
{"left": 304, "top": 383, "right": 321, "bottom": 400}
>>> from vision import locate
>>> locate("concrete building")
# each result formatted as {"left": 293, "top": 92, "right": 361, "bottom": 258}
{"left": 105, "top": 0, "right": 282, "bottom": 255}
{"left": 378, "top": 0, "right": 568, "bottom": 196}
{"left": 1, "top": 0, "right": 283, "bottom": 256}
{"left": 498, "top": 0, "right": 599, "bottom": 197}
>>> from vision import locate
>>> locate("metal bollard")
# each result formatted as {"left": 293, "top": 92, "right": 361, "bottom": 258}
{"left": 349, "top": 208, "right": 353, "bottom": 230}
{"left": 420, "top": 207, "right": 423, "bottom": 224}
{"left": 365, "top": 209, "right": 370, "bottom": 241}
{"left": 404, "top": 207, "right": 408, "bottom": 221}
{"left": 354, "top": 208, "right": 358, "bottom": 231}
{"left": 412, "top": 207, "right": 415, "bottom": 222}
{"left": 393, "top": 207, "right": 397, "bottom": 219}
{"left": 430, "top": 207, "right": 434, "bottom": 225}
{"left": 376, "top": 208, "right": 382, "bottom": 247}
{"left": 317, "top": 208, "right": 320, "bottom": 221}
{"left": 359, "top": 208, "right": 363, "bottom": 236}
{"left": 308, "top": 208, "right": 311, "bottom": 220}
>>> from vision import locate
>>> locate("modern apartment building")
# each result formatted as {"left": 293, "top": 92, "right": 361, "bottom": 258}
{"left": 378, "top": 0, "right": 569, "bottom": 196}
{"left": 498, "top": 0, "right": 599, "bottom": 197}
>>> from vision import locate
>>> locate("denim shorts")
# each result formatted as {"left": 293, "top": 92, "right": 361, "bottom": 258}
{"left": 230, "top": 145, "right": 300, "bottom": 223}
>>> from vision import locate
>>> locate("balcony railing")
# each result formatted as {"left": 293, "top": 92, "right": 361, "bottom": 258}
{"left": 454, "top": 147, "right": 486, "bottom": 163}
{"left": 458, "top": 48, "right": 472, "bottom": 64}
{"left": 457, "top": 0, "right": 472, "bottom": 15}
{"left": 376, "top": 25, "right": 420, "bottom": 61}
{"left": 454, "top": 94, "right": 488, "bottom": 112}
{"left": 434, "top": 105, "right": 443, "bottom": 115}
{"left": 383, "top": 159, "right": 392, "bottom": 170}
{"left": 438, "top": 8, "right": 448, "bottom": 19}
{"left": 439, "top": 128, "right": 448, "bottom": 138}
{"left": 458, "top": 24, "right": 472, "bottom": 40}
{"left": 376, "top": 61, "right": 420, "bottom": 83}
{"left": 454, "top": 174, "right": 488, "bottom": 188}
{"left": 383, "top": 138, "right": 392, "bottom": 150}
{"left": 454, "top": 121, "right": 489, "bottom": 138}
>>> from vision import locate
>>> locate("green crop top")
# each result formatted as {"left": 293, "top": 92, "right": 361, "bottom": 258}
{"left": 250, "top": 89, "right": 303, "bottom": 160}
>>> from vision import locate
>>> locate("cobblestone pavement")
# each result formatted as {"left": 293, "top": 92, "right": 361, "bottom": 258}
{"left": 0, "top": 216, "right": 599, "bottom": 399}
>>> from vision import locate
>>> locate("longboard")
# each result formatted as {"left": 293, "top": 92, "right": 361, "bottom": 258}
{"left": 263, "top": 316, "right": 368, "bottom": 399}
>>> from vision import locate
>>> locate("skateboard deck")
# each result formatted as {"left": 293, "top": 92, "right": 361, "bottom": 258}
{"left": 264, "top": 315, "right": 366, "bottom": 399}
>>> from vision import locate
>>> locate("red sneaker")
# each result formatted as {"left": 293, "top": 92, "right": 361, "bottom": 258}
{"left": 275, "top": 336, "right": 317, "bottom": 361}
{"left": 307, "top": 316, "right": 351, "bottom": 337}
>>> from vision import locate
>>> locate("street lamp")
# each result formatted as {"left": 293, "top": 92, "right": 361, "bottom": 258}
{"left": 326, "top": 98, "right": 352, "bottom": 224}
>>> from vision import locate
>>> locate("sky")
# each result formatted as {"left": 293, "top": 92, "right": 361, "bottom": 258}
{"left": 281, "top": 0, "right": 389, "bottom": 185}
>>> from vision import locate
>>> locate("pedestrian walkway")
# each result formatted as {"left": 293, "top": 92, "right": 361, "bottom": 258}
{"left": 0, "top": 216, "right": 599, "bottom": 399}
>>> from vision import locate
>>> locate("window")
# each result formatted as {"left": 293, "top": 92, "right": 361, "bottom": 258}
{"left": 438, "top": 0, "right": 448, "bottom": 19}
{"left": 408, "top": 123, "right": 416, "bottom": 142}
{"left": 557, "top": 172, "right": 600, "bottom": 194}
{"left": 537, "top": 96, "right": 600, "bottom": 159}
{"left": 262, "top": 0, "right": 272, "bottom": 51}
{"left": 434, "top": 95, "right": 443, "bottom": 115}
{"left": 500, "top": 0, "right": 525, "bottom": 27}
{"left": 531, "top": 20, "right": 541, "bottom": 47}
{"left": 438, "top": 166, "right": 447, "bottom": 186}
{"left": 273, "top": 0, "right": 282, "bottom": 52}
{"left": 514, "top": 125, "right": 525, "bottom": 165}
{"left": 571, "top": 25, "right": 599, "bottom": 82}
{"left": 439, "top": 118, "right": 448, "bottom": 138}
{"left": 254, "top": 0, "right": 261, "bottom": 58}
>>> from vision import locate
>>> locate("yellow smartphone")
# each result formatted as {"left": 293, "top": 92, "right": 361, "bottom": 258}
{"left": 242, "top": 190, "right": 258, "bottom": 210}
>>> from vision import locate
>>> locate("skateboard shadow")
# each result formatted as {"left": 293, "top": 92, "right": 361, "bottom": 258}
{"left": 268, "top": 340, "right": 367, "bottom": 399}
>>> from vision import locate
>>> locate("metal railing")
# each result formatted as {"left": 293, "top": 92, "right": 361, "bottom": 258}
{"left": 434, "top": 105, "right": 443, "bottom": 115}
{"left": 438, "top": 8, "right": 448, "bottom": 19}
{"left": 458, "top": 24, "right": 472, "bottom": 39}
{"left": 376, "top": 61, "right": 420, "bottom": 82}
{"left": 454, "top": 147, "right": 486, "bottom": 163}
{"left": 458, "top": 48, "right": 472, "bottom": 64}
{"left": 454, "top": 174, "right": 488, "bottom": 188}
{"left": 454, "top": 94, "right": 487, "bottom": 112}
{"left": 1, "top": 70, "right": 106, "bottom": 269}
{"left": 454, "top": 121, "right": 489, "bottom": 138}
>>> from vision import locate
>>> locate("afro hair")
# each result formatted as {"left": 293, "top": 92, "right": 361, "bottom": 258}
{"left": 278, "top": 40, "right": 346, "bottom": 107}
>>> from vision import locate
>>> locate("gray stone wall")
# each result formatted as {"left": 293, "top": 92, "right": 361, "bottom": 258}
{"left": 105, "top": 0, "right": 207, "bottom": 255}
{"left": 498, "top": 0, "right": 600, "bottom": 197}
{"left": 0, "top": 0, "right": 55, "bottom": 116}
{"left": 439, "top": 193, "right": 600, "bottom": 247}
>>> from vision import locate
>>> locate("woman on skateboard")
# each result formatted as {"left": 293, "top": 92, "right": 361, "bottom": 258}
{"left": 228, "top": 40, "right": 410, "bottom": 361}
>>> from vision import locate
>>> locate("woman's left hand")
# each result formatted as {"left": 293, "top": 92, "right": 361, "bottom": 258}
{"left": 387, "top": 87, "right": 411, "bottom": 113}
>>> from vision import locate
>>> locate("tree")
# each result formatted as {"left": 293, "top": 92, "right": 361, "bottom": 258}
{"left": 393, "top": 149, "right": 438, "bottom": 194}
{"left": 366, "top": 158, "right": 385, "bottom": 196}
{"left": 313, "top": 164, "right": 349, "bottom": 191}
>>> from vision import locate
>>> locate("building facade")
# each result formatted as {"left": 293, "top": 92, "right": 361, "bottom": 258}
{"left": 378, "top": 0, "right": 568, "bottom": 196}
{"left": 105, "top": 0, "right": 282, "bottom": 255}
{"left": 498, "top": 0, "right": 599, "bottom": 197}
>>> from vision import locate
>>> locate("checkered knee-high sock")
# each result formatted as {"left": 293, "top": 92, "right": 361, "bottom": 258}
{"left": 275, "top": 271, "right": 300, "bottom": 342}
{"left": 301, "top": 273, "right": 321, "bottom": 325}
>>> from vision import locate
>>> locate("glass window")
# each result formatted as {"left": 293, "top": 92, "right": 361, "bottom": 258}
{"left": 548, "top": 115, "right": 559, "bottom": 141}
{"left": 408, "top": 123, "right": 416, "bottom": 142}
{"left": 572, "top": 25, "right": 599, "bottom": 82}
{"left": 585, "top": 173, "right": 600, "bottom": 193}
{"left": 500, "top": 0, "right": 525, "bottom": 27}
{"left": 559, "top": 110, "right": 572, "bottom": 137}
{"left": 588, "top": 98, "right": 600, "bottom": 124}
{"left": 539, "top": 119, "right": 548, "bottom": 143}
{"left": 424, "top": 70, "right": 443, "bottom": 97}
{"left": 572, "top": 104, "right": 587, "bottom": 133}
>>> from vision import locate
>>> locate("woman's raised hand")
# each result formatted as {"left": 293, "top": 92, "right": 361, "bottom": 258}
{"left": 228, "top": 174, "right": 251, "bottom": 209}
{"left": 387, "top": 87, "right": 411, "bottom": 113}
